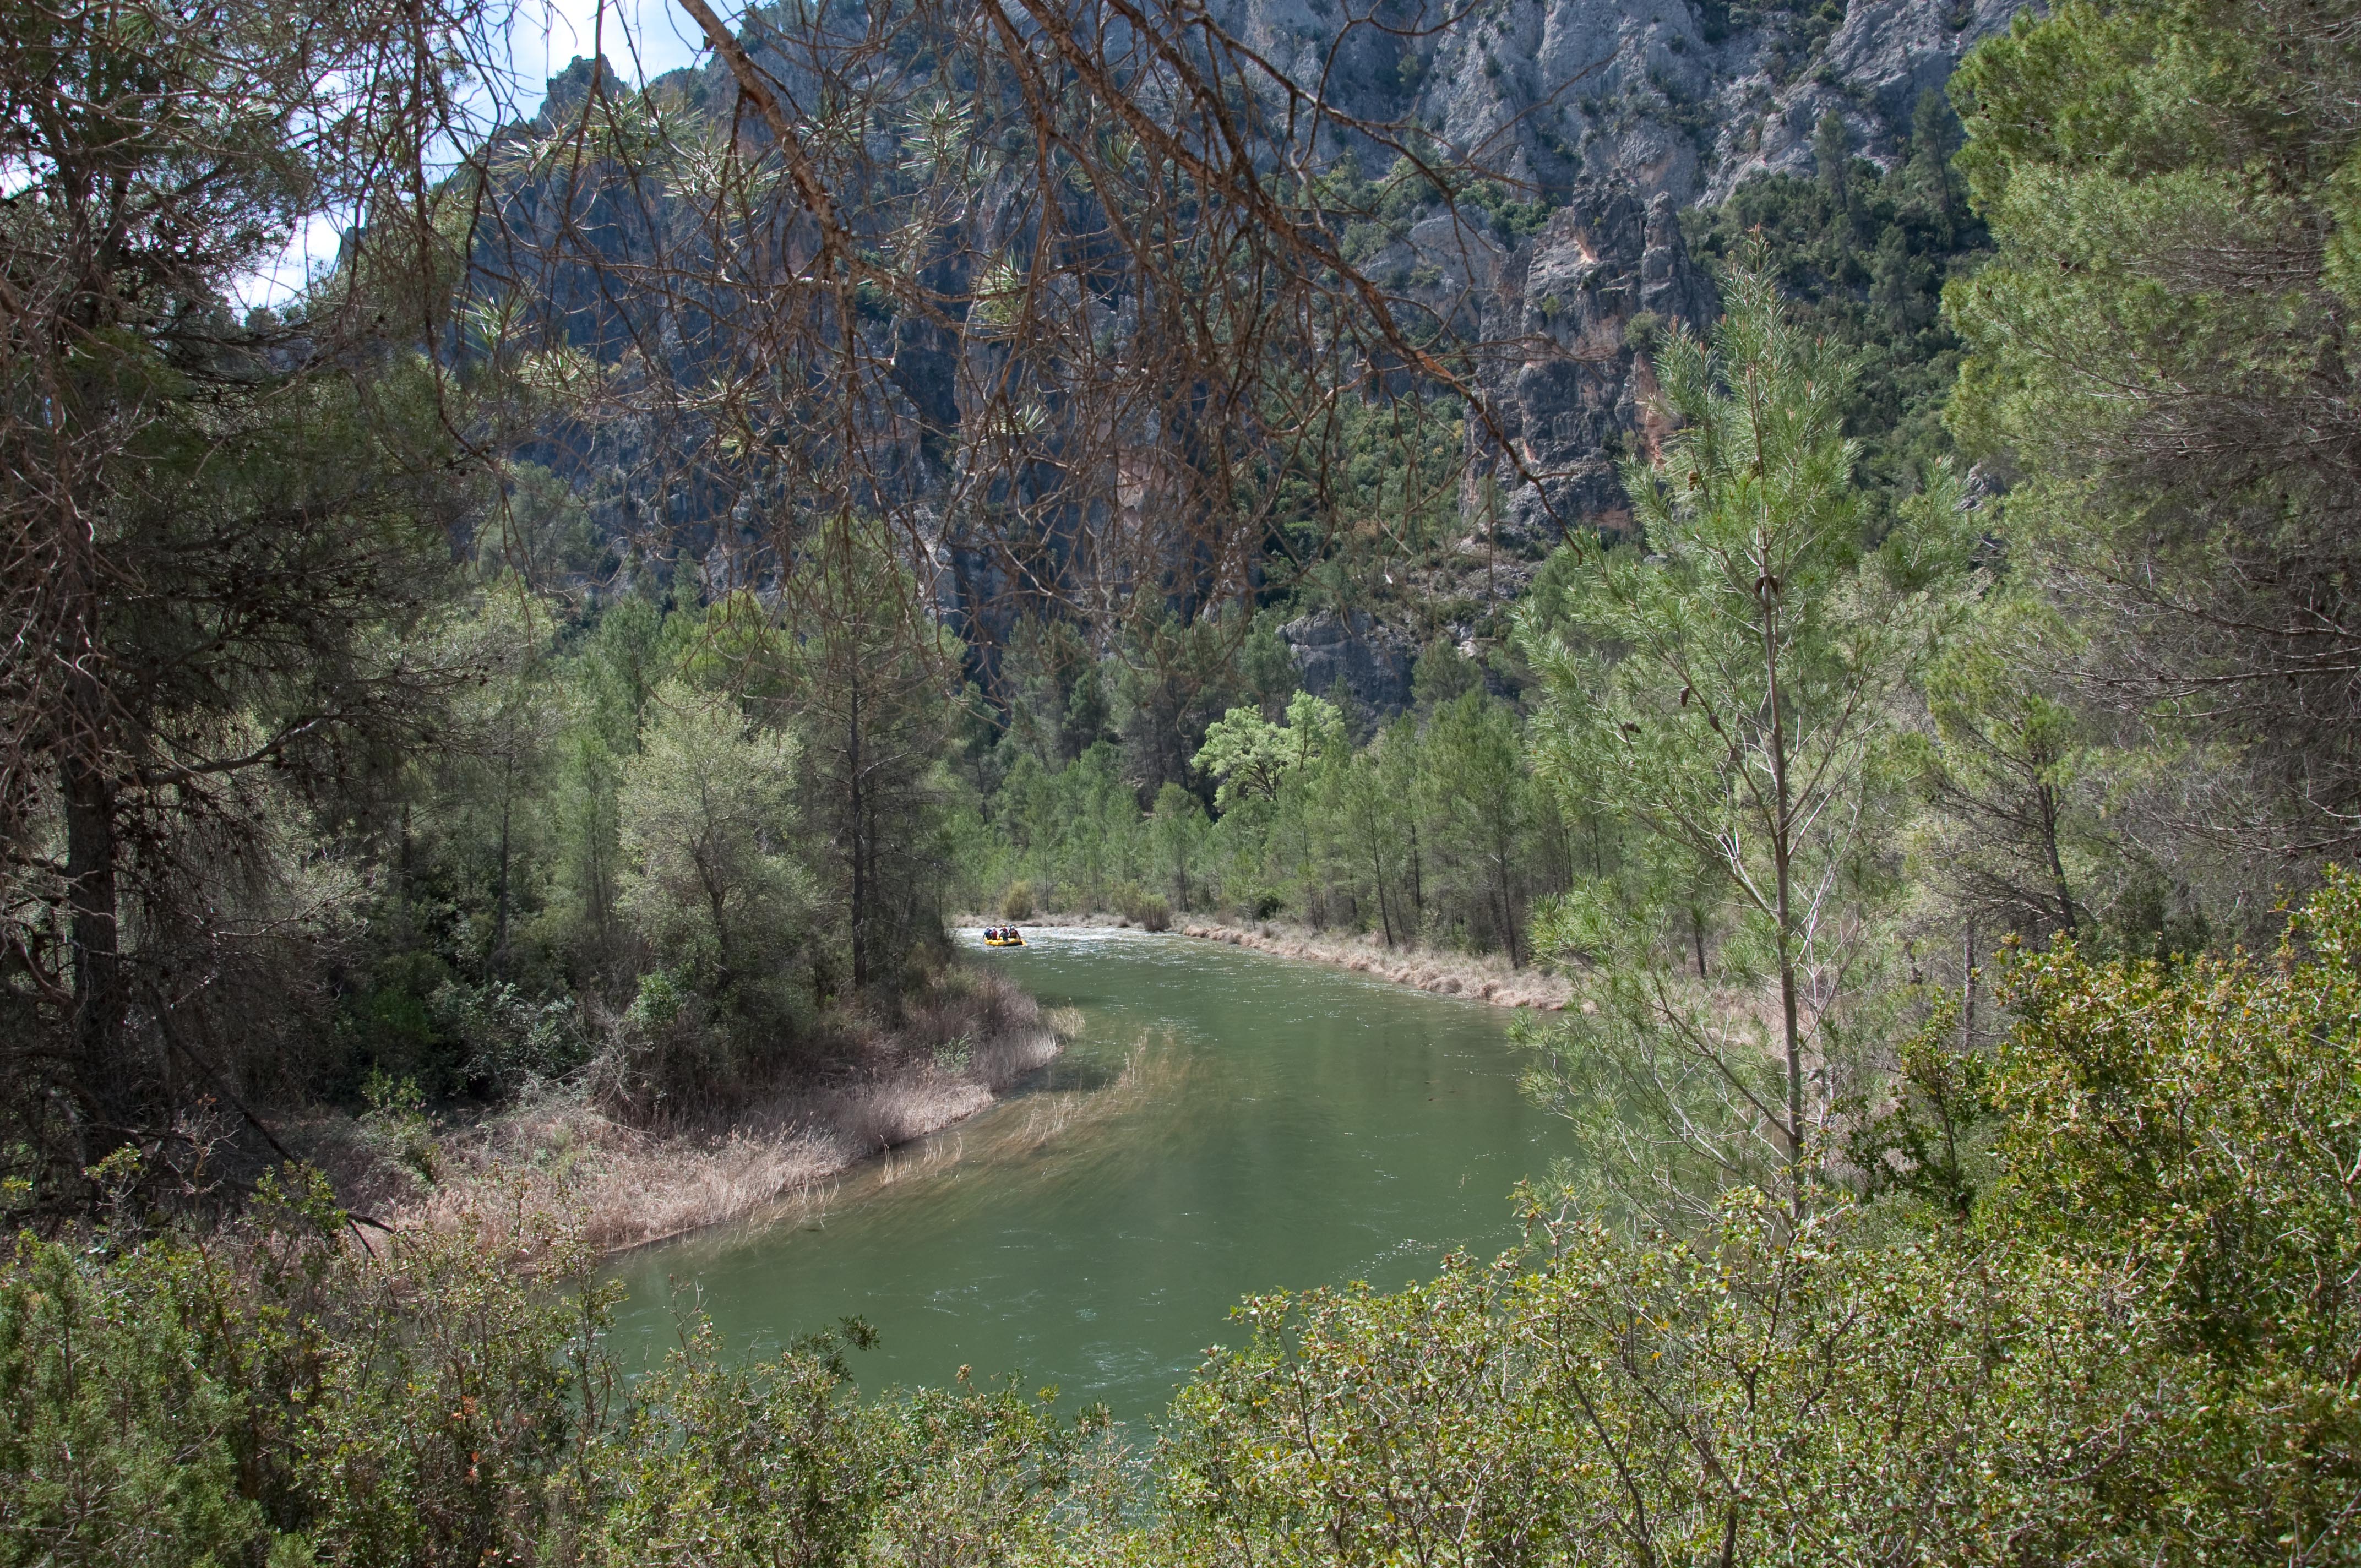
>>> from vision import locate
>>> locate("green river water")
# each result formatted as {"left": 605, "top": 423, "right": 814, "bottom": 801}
{"left": 607, "top": 929, "right": 1577, "bottom": 1428}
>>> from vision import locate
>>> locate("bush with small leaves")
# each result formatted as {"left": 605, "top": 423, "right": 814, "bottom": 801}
{"left": 1000, "top": 880, "right": 1038, "bottom": 922}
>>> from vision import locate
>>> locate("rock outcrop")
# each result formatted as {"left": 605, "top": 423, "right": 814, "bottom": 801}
{"left": 1468, "top": 181, "right": 1721, "bottom": 545}
{"left": 1282, "top": 609, "right": 1417, "bottom": 718}
{"left": 1212, "top": 0, "right": 2030, "bottom": 207}
{"left": 1199, "top": 0, "right": 2030, "bottom": 546}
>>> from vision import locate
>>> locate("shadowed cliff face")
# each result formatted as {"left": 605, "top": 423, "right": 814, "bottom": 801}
{"left": 1275, "top": 178, "right": 1719, "bottom": 721}
{"left": 1283, "top": 608, "right": 1417, "bottom": 716}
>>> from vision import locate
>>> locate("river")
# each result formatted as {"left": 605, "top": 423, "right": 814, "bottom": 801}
{"left": 606, "top": 928, "right": 1577, "bottom": 1427}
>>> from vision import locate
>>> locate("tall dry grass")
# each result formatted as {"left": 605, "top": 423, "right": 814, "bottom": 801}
{"left": 348, "top": 964, "right": 1073, "bottom": 1254}
{"left": 1178, "top": 921, "right": 1572, "bottom": 1010}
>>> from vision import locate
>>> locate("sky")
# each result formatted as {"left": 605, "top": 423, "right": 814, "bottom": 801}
{"left": 237, "top": 0, "right": 712, "bottom": 305}
{"left": 510, "top": 0, "right": 709, "bottom": 101}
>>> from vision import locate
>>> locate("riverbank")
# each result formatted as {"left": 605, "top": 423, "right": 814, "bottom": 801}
{"left": 301, "top": 967, "right": 1075, "bottom": 1256}
{"left": 1180, "top": 921, "right": 1571, "bottom": 1010}
{"left": 616, "top": 916, "right": 1581, "bottom": 1417}
{"left": 958, "top": 910, "right": 1570, "bottom": 1011}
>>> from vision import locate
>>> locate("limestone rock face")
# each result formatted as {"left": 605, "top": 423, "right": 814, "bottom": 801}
{"left": 1471, "top": 181, "right": 1720, "bottom": 545}
{"left": 1282, "top": 609, "right": 1417, "bottom": 718}
{"left": 1189, "top": 0, "right": 2029, "bottom": 546}
{"left": 1211, "top": 0, "right": 2030, "bottom": 206}
{"left": 1707, "top": 0, "right": 2029, "bottom": 202}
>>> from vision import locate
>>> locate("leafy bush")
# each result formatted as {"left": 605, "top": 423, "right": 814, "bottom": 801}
{"left": 13, "top": 877, "right": 2361, "bottom": 1567}
{"left": 1, "top": 1170, "right": 612, "bottom": 1568}
{"left": 1000, "top": 880, "right": 1037, "bottom": 922}
{"left": 0, "top": 1235, "right": 266, "bottom": 1567}
{"left": 1990, "top": 869, "right": 2361, "bottom": 1381}
{"left": 579, "top": 1321, "right": 1097, "bottom": 1568}
{"left": 429, "top": 980, "right": 586, "bottom": 1095}
{"left": 0, "top": 1167, "right": 1112, "bottom": 1568}
{"left": 360, "top": 1070, "right": 440, "bottom": 1185}
{"left": 1112, "top": 881, "right": 1172, "bottom": 932}
{"left": 1163, "top": 1198, "right": 2208, "bottom": 1566}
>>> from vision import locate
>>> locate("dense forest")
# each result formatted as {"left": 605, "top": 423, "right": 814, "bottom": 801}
{"left": 9, "top": 0, "right": 2361, "bottom": 1561}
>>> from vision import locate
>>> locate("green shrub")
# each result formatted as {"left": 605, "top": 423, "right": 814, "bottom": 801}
{"left": 1000, "top": 880, "right": 1037, "bottom": 922}
{"left": 360, "top": 1069, "right": 439, "bottom": 1185}
{"left": 0, "top": 1235, "right": 267, "bottom": 1567}
{"left": 0, "top": 1175, "right": 1109, "bottom": 1568}
{"left": 0, "top": 1170, "right": 613, "bottom": 1568}
{"left": 291, "top": 1221, "right": 608, "bottom": 1566}
{"left": 578, "top": 1322, "right": 1097, "bottom": 1568}
{"left": 1992, "top": 868, "right": 2361, "bottom": 1378}
{"left": 1162, "top": 1196, "right": 2209, "bottom": 1566}
{"left": 14, "top": 875, "right": 2361, "bottom": 1567}
{"left": 1155, "top": 873, "right": 2361, "bottom": 1565}
{"left": 1112, "top": 881, "right": 1172, "bottom": 932}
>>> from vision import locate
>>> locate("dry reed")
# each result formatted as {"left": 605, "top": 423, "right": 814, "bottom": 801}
{"left": 1177, "top": 921, "right": 1573, "bottom": 1010}
{"left": 362, "top": 966, "right": 1073, "bottom": 1254}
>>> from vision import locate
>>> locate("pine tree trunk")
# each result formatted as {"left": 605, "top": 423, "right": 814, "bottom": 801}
{"left": 848, "top": 667, "right": 867, "bottom": 988}
{"left": 2036, "top": 776, "right": 2076, "bottom": 939}
{"left": 64, "top": 749, "right": 123, "bottom": 1141}
{"left": 491, "top": 755, "right": 513, "bottom": 973}
{"left": 1961, "top": 918, "right": 1978, "bottom": 1053}
{"left": 62, "top": 535, "right": 129, "bottom": 1159}
{"left": 1407, "top": 820, "right": 1423, "bottom": 917}
{"left": 1762, "top": 572, "right": 1805, "bottom": 1221}
{"left": 1367, "top": 815, "right": 1395, "bottom": 948}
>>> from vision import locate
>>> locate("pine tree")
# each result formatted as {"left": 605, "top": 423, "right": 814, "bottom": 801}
{"left": 1521, "top": 255, "right": 1968, "bottom": 1219}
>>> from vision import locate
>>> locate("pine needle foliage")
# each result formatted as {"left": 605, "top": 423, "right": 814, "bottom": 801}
{"left": 1520, "top": 255, "right": 1971, "bottom": 1222}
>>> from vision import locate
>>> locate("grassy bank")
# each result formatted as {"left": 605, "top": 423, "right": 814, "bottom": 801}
{"left": 296, "top": 966, "right": 1075, "bottom": 1255}
{"left": 958, "top": 907, "right": 1571, "bottom": 1009}
{"left": 1179, "top": 919, "right": 1571, "bottom": 1010}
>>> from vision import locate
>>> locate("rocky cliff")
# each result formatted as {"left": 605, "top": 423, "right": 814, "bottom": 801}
{"left": 1470, "top": 182, "right": 1722, "bottom": 546}
{"left": 1214, "top": 0, "right": 2027, "bottom": 206}
{"left": 1282, "top": 608, "right": 1419, "bottom": 716}
{"left": 1227, "top": 0, "right": 2026, "bottom": 708}
{"left": 510, "top": 1, "right": 2023, "bottom": 713}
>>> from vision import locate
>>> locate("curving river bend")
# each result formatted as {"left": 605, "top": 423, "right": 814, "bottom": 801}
{"left": 607, "top": 928, "right": 1577, "bottom": 1427}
